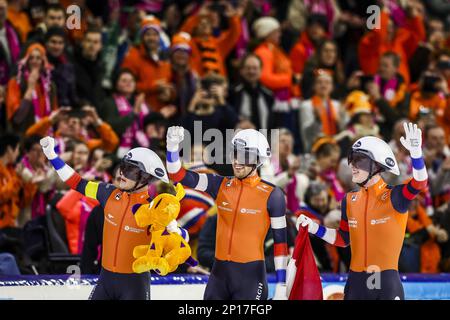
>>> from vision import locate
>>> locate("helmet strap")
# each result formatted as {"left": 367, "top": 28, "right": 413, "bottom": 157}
{"left": 238, "top": 164, "right": 258, "bottom": 180}
{"left": 357, "top": 161, "right": 382, "bottom": 188}
{"left": 121, "top": 172, "right": 149, "bottom": 193}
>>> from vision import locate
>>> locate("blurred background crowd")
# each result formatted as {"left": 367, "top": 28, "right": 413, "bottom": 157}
{"left": 0, "top": 0, "right": 450, "bottom": 276}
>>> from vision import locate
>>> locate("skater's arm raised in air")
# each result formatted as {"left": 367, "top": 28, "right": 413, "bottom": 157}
{"left": 296, "top": 197, "right": 350, "bottom": 247}
{"left": 40, "top": 136, "right": 116, "bottom": 208}
{"left": 391, "top": 122, "right": 428, "bottom": 213}
{"left": 166, "top": 126, "right": 224, "bottom": 199}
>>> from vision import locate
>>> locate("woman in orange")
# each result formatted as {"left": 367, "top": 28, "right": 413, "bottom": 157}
{"left": 6, "top": 43, "right": 57, "bottom": 133}
{"left": 253, "top": 16, "right": 298, "bottom": 136}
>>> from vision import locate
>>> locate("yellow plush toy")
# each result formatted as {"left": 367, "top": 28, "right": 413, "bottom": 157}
{"left": 131, "top": 183, "right": 197, "bottom": 275}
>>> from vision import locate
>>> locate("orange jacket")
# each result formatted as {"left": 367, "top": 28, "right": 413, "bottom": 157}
{"left": 254, "top": 41, "right": 293, "bottom": 91}
{"left": 311, "top": 95, "right": 339, "bottom": 135}
{"left": 358, "top": 12, "right": 426, "bottom": 84}
{"left": 56, "top": 190, "right": 99, "bottom": 254}
{"left": 407, "top": 205, "right": 441, "bottom": 273}
{"left": 7, "top": 7, "right": 32, "bottom": 42}
{"left": 59, "top": 171, "right": 153, "bottom": 274}
{"left": 407, "top": 91, "right": 447, "bottom": 125}
{"left": 181, "top": 15, "right": 241, "bottom": 76}
{"left": 121, "top": 45, "right": 172, "bottom": 112}
{"left": 289, "top": 32, "right": 316, "bottom": 75}
{"left": 6, "top": 77, "right": 58, "bottom": 122}
{"left": 345, "top": 177, "right": 427, "bottom": 272}
{"left": 214, "top": 175, "right": 274, "bottom": 263}
{"left": 0, "top": 163, "right": 35, "bottom": 228}
{"left": 25, "top": 117, "right": 119, "bottom": 153}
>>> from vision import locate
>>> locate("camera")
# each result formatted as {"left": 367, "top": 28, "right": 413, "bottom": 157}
{"left": 437, "top": 60, "right": 450, "bottom": 70}
{"left": 201, "top": 77, "right": 221, "bottom": 91}
{"left": 67, "top": 108, "right": 87, "bottom": 119}
{"left": 422, "top": 75, "right": 441, "bottom": 93}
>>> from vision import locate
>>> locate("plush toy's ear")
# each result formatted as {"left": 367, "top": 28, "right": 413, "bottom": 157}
{"left": 132, "top": 204, "right": 142, "bottom": 215}
{"left": 174, "top": 183, "right": 185, "bottom": 201}
{"left": 185, "top": 256, "right": 198, "bottom": 267}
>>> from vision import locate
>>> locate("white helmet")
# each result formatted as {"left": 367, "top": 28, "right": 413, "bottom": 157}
{"left": 231, "top": 129, "right": 271, "bottom": 167}
{"left": 349, "top": 136, "right": 399, "bottom": 175}
{"left": 122, "top": 147, "right": 169, "bottom": 183}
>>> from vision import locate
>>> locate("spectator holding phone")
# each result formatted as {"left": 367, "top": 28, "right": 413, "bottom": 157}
{"left": 26, "top": 106, "right": 119, "bottom": 154}
{"left": 396, "top": 70, "right": 447, "bottom": 128}
{"left": 182, "top": 73, "right": 238, "bottom": 138}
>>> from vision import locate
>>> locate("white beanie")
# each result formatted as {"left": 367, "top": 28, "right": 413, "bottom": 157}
{"left": 252, "top": 16, "right": 280, "bottom": 40}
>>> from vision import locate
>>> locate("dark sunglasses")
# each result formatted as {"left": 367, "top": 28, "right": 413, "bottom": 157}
{"left": 119, "top": 161, "right": 142, "bottom": 181}
{"left": 348, "top": 152, "right": 372, "bottom": 172}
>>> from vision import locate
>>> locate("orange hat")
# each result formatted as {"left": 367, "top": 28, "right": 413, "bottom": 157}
{"left": 140, "top": 15, "right": 162, "bottom": 35}
{"left": 21, "top": 43, "right": 51, "bottom": 70}
{"left": 345, "top": 90, "right": 372, "bottom": 116}
{"left": 171, "top": 32, "right": 191, "bottom": 53}
{"left": 311, "top": 136, "right": 337, "bottom": 154}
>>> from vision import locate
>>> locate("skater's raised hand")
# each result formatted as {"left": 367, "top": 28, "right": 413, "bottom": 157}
{"left": 296, "top": 214, "right": 319, "bottom": 234}
{"left": 400, "top": 122, "right": 423, "bottom": 158}
{"left": 40, "top": 136, "right": 57, "bottom": 160}
{"left": 166, "top": 126, "right": 185, "bottom": 151}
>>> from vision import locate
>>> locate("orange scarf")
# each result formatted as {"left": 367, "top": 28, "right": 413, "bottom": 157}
{"left": 312, "top": 95, "right": 338, "bottom": 135}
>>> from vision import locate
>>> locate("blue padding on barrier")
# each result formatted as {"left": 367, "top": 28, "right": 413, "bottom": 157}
{"left": 1, "top": 273, "right": 450, "bottom": 299}
{"left": 1, "top": 273, "right": 450, "bottom": 286}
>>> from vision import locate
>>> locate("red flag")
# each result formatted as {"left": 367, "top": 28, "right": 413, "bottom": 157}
{"left": 287, "top": 226, "right": 323, "bottom": 300}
